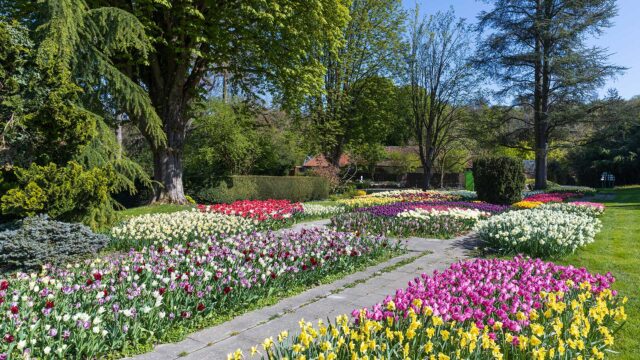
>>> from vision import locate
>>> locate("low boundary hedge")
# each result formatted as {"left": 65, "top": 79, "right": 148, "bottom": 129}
{"left": 193, "top": 176, "right": 330, "bottom": 203}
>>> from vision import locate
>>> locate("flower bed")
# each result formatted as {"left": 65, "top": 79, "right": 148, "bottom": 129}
{"left": 239, "top": 257, "right": 626, "bottom": 360}
{"left": 0, "top": 229, "right": 398, "bottom": 359}
{"left": 335, "top": 196, "right": 399, "bottom": 209}
{"left": 198, "top": 199, "right": 303, "bottom": 222}
{"left": 331, "top": 210, "right": 482, "bottom": 239}
{"left": 541, "top": 201, "right": 605, "bottom": 218}
{"left": 300, "top": 203, "right": 345, "bottom": 219}
{"left": 476, "top": 208, "right": 602, "bottom": 257}
{"left": 359, "top": 201, "right": 508, "bottom": 217}
{"left": 522, "top": 192, "right": 579, "bottom": 204}
{"left": 109, "top": 210, "right": 259, "bottom": 250}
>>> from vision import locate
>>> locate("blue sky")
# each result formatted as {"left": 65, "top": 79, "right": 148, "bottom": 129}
{"left": 401, "top": 0, "right": 640, "bottom": 99}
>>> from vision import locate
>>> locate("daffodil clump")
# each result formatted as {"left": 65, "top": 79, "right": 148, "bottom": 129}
{"left": 476, "top": 208, "right": 602, "bottom": 257}
{"left": 540, "top": 202, "right": 605, "bottom": 218}
{"left": 109, "top": 210, "right": 260, "bottom": 250}
{"left": 512, "top": 200, "right": 544, "bottom": 209}
{"left": 300, "top": 204, "right": 346, "bottom": 218}
{"left": 336, "top": 197, "right": 399, "bottom": 209}
{"left": 231, "top": 258, "right": 626, "bottom": 360}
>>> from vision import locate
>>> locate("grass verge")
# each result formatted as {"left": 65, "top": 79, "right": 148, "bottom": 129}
{"left": 555, "top": 186, "right": 639, "bottom": 359}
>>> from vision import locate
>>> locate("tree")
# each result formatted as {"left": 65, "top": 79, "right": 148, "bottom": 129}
{"left": 0, "top": 1, "right": 164, "bottom": 226}
{"left": 307, "top": 0, "right": 405, "bottom": 166}
{"left": 83, "top": 0, "right": 350, "bottom": 203}
{"left": 407, "top": 9, "right": 475, "bottom": 189}
{"left": 476, "top": 0, "right": 624, "bottom": 189}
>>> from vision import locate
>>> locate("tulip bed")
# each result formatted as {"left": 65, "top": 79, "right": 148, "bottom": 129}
{"left": 198, "top": 200, "right": 304, "bottom": 229}
{"left": 236, "top": 257, "right": 627, "bottom": 360}
{"left": 331, "top": 201, "right": 506, "bottom": 239}
{"left": 0, "top": 228, "right": 400, "bottom": 359}
{"left": 476, "top": 205, "right": 602, "bottom": 258}
{"left": 108, "top": 210, "right": 260, "bottom": 250}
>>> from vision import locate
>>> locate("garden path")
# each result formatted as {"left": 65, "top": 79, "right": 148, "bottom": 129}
{"left": 131, "top": 221, "right": 478, "bottom": 360}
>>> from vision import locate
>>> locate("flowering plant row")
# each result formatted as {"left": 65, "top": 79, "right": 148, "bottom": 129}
{"left": 541, "top": 202, "right": 605, "bottom": 218}
{"left": 300, "top": 204, "right": 346, "bottom": 218}
{"left": 523, "top": 192, "right": 579, "bottom": 204}
{"left": 109, "top": 210, "right": 260, "bottom": 250}
{"left": 233, "top": 257, "right": 626, "bottom": 360}
{"left": 476, "top": 207, "right": 602, "bottom": 257}
{"left": 198, "top": 200, "right": 304, "bottom": 222}
{"left": 368, "top": 189, "right": 477, "bottom": 201}
{"left": 358, "top": 201, "right": 508, "bottom": 217}
{"left": 331, "top": 211, "right": 481, "bottom": 239}
{"left": 0, "top": 228, "right": 398, "bottom": 359}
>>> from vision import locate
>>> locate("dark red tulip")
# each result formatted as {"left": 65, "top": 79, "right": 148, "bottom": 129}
{"left": 197, "top": 303, "right": 205, "bottom": 311}
{"left": 0, "top": 280, "right": 9, "bottom": 290}
{"left": 3, "top": 334, "right": 14, "bottom": 343}
{"left": 10, "top": 305, "right": 19, "bottom": 314}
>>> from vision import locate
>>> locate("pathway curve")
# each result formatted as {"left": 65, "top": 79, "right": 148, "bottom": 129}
{"left": 131, "top": 220, "right": 478, "bottom": 360}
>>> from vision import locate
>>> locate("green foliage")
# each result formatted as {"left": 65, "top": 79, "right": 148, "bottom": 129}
{"left": 568, "top": 97, "right": 640, "bottom": 187}
{"left": 0, "top": 161, "right": 117, "bottom": 228}
{"left": 193, "top": 176, "right": 330, "bottom": 204}
{"left": 184, "top": 100, "right": 305, "bottom": 188}
{"left": 306, "top": 0, "right": 406, "bottom": 165}
{"left": 0, "top": 20, "right": 31, "bottom": 133}
{"left": 473, "top": 157, "right": 525, "bottom": 204}
{"left": 0, "top": 215, "right": 108, "bottom": 272}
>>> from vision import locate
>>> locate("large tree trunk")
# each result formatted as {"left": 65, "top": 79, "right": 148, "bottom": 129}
{"left": 532, "top": 2, "right": 547, "bottom": 191}
{"left": 150, "top": 99, "right": 189, "bottom": 204}
{"left": 153, "top": 147, "right": 187, "bottom": 204}
{"left": 422, "top": 163, "right": 433, "bottom": 190}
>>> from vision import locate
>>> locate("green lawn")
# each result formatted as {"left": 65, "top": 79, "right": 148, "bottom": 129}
{"left": 556, "top": 186, "right": 640, "bottom": 359}
{"left": 116, "top": 203, "right": 194, "bottom": 218}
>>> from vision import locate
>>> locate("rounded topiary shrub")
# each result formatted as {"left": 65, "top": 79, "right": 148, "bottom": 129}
{"left": 0, "top": 215, "right": 109, "bottom": 272}
{"left": 472, "top": 157, "right": 525, "bottom": 205}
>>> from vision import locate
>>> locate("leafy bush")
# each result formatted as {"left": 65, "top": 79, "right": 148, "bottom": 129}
{"left": 0, "top": 215, "right": 108, "bottom": 272}
{"left": 476, "top": 208, "right": 601, "bottom": 257}
{"left": 0, "top": 161, "right": 117, "bottom": 228}
{"left": 473, "top": 157, "right": 525, "bottom": 204}
{"left": 193, "top": 176, "right": 329, "bottom": 203}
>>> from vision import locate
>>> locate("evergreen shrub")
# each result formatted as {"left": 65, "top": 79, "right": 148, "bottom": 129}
{"left": 473, "top": 157, "right": 525, "bottom": 204}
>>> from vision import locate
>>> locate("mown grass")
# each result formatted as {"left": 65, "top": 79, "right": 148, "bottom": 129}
{"left": 116, "top": 204, "right": 194, "bottom": 219}
{"left": 556, "top": 186, "right": 640, "bottom": 359}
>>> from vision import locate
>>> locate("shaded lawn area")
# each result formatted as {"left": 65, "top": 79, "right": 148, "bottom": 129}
{"left": 556, "top": 186, "right": 640, "bottom": 359}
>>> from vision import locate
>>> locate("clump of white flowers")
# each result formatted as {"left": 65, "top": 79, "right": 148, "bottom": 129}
{"left": 476, "top": 208, "right": 602, "bottom": 257}
{"left": 109, "top": 210, "right": 258, "bottom": 249}
{"left": 301, "top": 203, "right": 345, "bottom": 217}
{"left": 397, "top": 207, "right": 489, "bottom": 221}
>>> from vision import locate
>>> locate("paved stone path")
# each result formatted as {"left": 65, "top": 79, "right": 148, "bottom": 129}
{"left": 132, "top": 220, "right": 478, "bottom": 360}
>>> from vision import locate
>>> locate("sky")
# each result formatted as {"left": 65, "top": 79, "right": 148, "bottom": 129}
{"left": 401, "top": 0, "right": 640, "bottom": 99}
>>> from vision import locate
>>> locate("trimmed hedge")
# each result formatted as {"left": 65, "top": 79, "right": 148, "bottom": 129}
{"left": 473, "top": 157, "right": 525, "bottom": 205}
{"left": 193, "top": 176, "right": 330, "bottom": 203}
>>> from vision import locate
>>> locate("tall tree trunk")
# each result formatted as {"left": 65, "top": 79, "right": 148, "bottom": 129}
{"left": 150, "top": 100, "right": 188, "bottom": 204}
{"left": 422, "top": 163, "right": 433, "bottom": 190}
{"left": 152, "top": 146, "right": 187, "bottom": 203}
{"left": 533, "top": 0, "right": 548, "bottom": 190}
